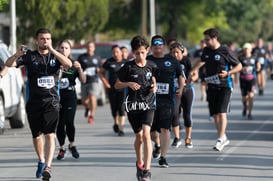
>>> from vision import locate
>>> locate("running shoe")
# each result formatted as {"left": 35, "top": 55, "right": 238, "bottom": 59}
{"left": 56, "top": 148, "right": 66, "bottom": 160}
{"left": 136, "top": 162, "right": 144, "bottom": 181}
{"left": 113, "top": 124, "right": 119, "bottom": 133}
{"left": 69, "top": 145, "right": 80, "bottom": 159}
{"left": 248, "top": 114, "right": 253, "bottom": 120}
{"left": 185, "top": 138, "right": 193, "bottom": 149}
{"left": 88, "top": 116, "right": 94, "bottom": 124}
{"left": 141, "top": 170, "right": 151, "bottom": 181}
{"left": 213, "top": 138, "right": 230, "bottom": 151}
{"left": 242, "top": 108, "right": 247, "bottom": 117}
{"left": 42, "top": 166, "right": 52, "bottom": 181}
{"left": 84, "top": 108, "right": 89, "bottom": 117}
{"left": 158, "top": 156, "right": 169, "bottom": 168}
{"left": 152, "top": 144, "right": 160, "bottom": 159}
{"left": 36, "top": 161, "right": 45, "bottom": 178}
{"left": 118, "top": 130, "right": 125, "bottom": 136}
{"left": 171, "top": 137, "right": 182, "bottom": 148}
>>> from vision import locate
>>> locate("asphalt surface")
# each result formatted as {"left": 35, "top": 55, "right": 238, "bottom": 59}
{"left": 1, "top": 81, "right": 273, "bottom": 181}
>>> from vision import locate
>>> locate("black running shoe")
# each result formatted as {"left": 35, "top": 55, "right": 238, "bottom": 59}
{"left": 171, "top": 137, "right": 182, "bottom": 148}
{"left": 84, "top": 108, "right": 89, "bottom": 117}
{"left": 136, "top": 162, "right": 144, "bottom": 181}
{"left": 69, "top": 145, "right": 80, "bottom": 159}
{"left": 118, "top": 130, "right": 125, "bottom": 136}
{"left": 42, "top": 166, "right": 52, "bottom": 181}
{"left": 158, "top": 156, "right": 169, "bottom": 168}
{"left": 56, "top": 149, "right": 66, "bottom": 160}
{"left": 242, "top": 108, "right": 247, "bottom": 117}
{"left": 141, "top": 170, "right": 151, "bottom": 181}
{"left": 113, "top": 124, "right": 119, "bottom": 133}
{"left": 152, "top": 144, "right": 160, "bottom": 159}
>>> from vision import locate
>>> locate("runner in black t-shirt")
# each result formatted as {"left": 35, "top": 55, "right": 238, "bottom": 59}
{"left": 115, "top": 35, "right": 156, "bottom": 181}
{"left": 148, "top": 35, "right": 183, "bottom": 168}
{"left": 170, "top": 42, "right": 195, "bottom": 149}
{"left": 78, "top": 41, "right": 101, "bottom": 124}
{"left": 189, "top": 28, "right": 242, "bottom": 152}
{"left": 252, "top": 37, "right": 268, "bottom": 95}
{"left": 56, "top": 40, "right": 86, "bottom": 161}
{"left": 238, "top": 43, "right": 261, "bottom": 120}
{"left": 101, "top": 45, "right": 127, "bottom": 136}
{"left": 5, "top": 28, "right": 72, "bottom": 180}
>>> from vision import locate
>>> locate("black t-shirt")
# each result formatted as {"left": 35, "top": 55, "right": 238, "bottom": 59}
{"left": 147, "top": 54, "right": 182, "bottom": 100}
{"left": 201, "top": 45, "right": 240, "bottom": 88}
{"left": 102, "top": 57, "right": 126, "bottom": 91}
{"left": 252, "top": 47, "right": 267, "bottom": 69}
{"left": 59, "top": 60, "right": 80, "bottom": 92}
{"left": 17, "top": 50, "right": 61, "bottom": 101}
{"left": 78, "top": 53, "right": 100, "bottom": 83}
{"left": 180, "top": 56, "right": 192, "bottom": 79}
{"left": 117, "top": 59, "right": 157, "bottom": 113}
{"left": 238, "top": 55, "right": 257, "bottom": 80}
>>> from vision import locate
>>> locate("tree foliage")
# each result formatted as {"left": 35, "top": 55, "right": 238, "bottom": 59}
{"left": 16, "top": 0, "right": 109, "bottom": 45}
{"left": 3, "top": 0, "right": 273, "bottom": 47}
{"left": 0, "top": 0, "right": 8, "bottom": 11}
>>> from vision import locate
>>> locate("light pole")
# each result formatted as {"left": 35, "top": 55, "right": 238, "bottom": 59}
{"left": 10, "top": 0, "right": 16, "bottom": 54}
{"left": 149, "top": 0, "right": 156, "bottom": 37}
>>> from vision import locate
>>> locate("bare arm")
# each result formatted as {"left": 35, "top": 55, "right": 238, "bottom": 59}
{"left": 219, "top": 62, "right": 242, "bottom": 78}
{"left": 5, "top": 45, "right": 25, "bottom": 67}
{"left": 97, "top": 67, "right": 110, "bottom": 89}
{"left": 115, "top": 78, "right": 142, "bottom": 91}
{"left": 188, "top": 59, "right": 205, "bottom": 83}
{"left": 47, "top": 46, "right": 72, "bottom": 68}
{"left": 73, "top": 61, "right": 86, "bottom": 83}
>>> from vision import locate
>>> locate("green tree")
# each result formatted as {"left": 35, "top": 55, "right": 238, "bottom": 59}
{"left": 16, "top": 0, "right": 109, "bottom": 45}
{"left": 157, "top": 0, "right": 228, "bottom": 45}
{"left": 219, "top": 0, "right": 273, "bottom": 45}
{"left": 101, "top": 0, "right": 142, "bottom": 41}
{"left": 0, "top": 0, "right": 8, "bottom": 11}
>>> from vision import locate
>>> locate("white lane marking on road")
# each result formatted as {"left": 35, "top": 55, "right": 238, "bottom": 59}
{"left": 216, "top": 116, "right": 273, "bottom": 161}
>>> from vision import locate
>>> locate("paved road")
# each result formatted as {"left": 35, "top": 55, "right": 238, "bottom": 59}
{"left": 1, "top": 81, "right": 273, "bottom": 181}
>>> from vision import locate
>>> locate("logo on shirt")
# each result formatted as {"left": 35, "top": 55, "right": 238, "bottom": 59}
{"left": 164, "top": 61, "right": 172, "bottom": 67}
{"left": 214, "top": 54, "right": 221, "bottom": 61}
{"left": 50, "top": 59, "right": 56, "bottom": 67}
{"left": 146, "top": 72, "right": 152, "bottom": 81}
{"left": 93, "top": 58, "right": 98, "bottom": 64}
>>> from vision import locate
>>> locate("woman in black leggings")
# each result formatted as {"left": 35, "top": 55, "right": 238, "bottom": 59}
{"left": 56, "top": 40, "right": 86, "bottom": 160}
{"left": 170, "top": 42, "right": 195, "bottom": 148}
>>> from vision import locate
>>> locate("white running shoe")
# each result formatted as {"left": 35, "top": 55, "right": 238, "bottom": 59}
{"left": 213, "top": 138, "right": 230, "bottom": 151}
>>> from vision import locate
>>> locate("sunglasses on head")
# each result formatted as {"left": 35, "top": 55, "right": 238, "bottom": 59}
{"left": 152, "top": 40, "right": 164, "bottom": 46}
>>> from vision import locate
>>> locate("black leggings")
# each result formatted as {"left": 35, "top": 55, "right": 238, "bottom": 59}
{"left": 173, "top": 85, "right": 195, "bottom": 128}
{"left": 57, "top": 90, "right": 77, "bottom": 146}
{"left": 108, "top": 89, "right": 126, "bottom": 117}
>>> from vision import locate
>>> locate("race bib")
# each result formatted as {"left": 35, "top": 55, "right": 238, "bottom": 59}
{"left": 204, "top": 74, "right": 220, "bottom": 85}
{"left": 37, "top": 76, "right": 55, "bottom": 89}
{"left": 156, "top": 82, "right": 169, "bottom": 94}
{"left": 60, "top": 78, "right": 69, "bottom": 89}
{"left": 84, "top": 67, "right": 96, "bottom": 76}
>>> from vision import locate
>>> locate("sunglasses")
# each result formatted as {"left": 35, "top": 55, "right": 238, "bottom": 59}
{"left": 152, "top": 40, "right": 164, "bottom": 46}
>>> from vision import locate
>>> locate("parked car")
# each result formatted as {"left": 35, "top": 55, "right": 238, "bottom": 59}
{"left": 0, "top": 41, "right": 26, "bottom": 130}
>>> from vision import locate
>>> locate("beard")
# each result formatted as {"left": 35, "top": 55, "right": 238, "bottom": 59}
{"left": 39, "top": 44, "right": 48, "bottom": 51}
